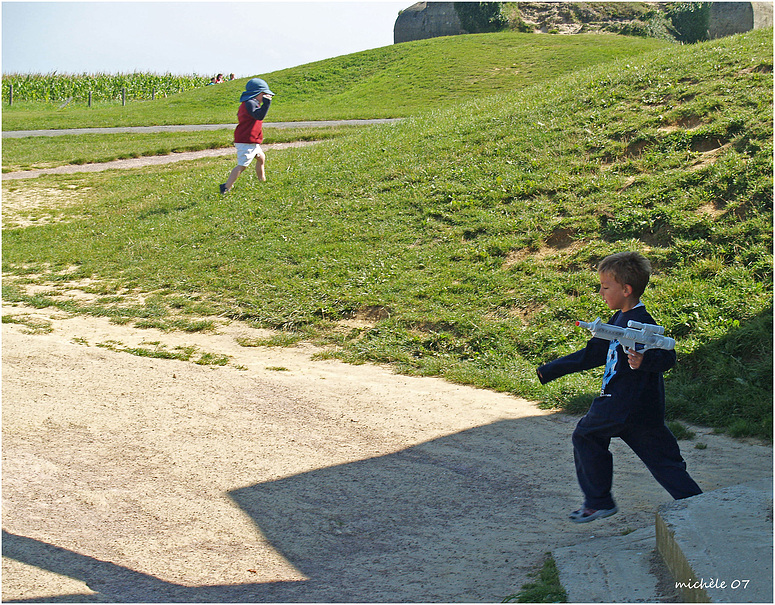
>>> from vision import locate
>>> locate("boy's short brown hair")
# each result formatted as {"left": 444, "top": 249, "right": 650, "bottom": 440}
{"left": 598, "top": 251, "right": 651, "bottom": 298}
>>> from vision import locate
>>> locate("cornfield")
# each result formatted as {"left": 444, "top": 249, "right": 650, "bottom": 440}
{"left": 2, "top": 72, "right": 211, "bottom": 103}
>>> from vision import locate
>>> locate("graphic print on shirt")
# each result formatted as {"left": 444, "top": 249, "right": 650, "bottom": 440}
{"left": 600, "top": 339, "right": 619, "bottom": 396}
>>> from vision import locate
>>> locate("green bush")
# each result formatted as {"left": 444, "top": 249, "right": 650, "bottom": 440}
{"left": 667, "top": 2, "right": 712, "bottom": 43}
{"left": 455, "top": 2, "right": 509, "bottom": 34}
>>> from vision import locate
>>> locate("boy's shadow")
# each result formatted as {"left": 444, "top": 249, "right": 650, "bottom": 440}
{"left": 3, "top": 418, "right": 566, "bottom": 602}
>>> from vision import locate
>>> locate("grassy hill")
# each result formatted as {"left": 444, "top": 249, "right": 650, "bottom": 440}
{"left": 2, "top": 29, "right": 772, "bottom": 439}
{"left": 2, "top": 32, "right": 669, "bottom": 130}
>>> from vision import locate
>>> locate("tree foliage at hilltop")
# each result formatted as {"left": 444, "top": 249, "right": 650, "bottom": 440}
{"left": 455, "top": 2, "right": 509, "bottom": 34}
{"left": 665, "top": 2, "right": 712, "bottom": 43}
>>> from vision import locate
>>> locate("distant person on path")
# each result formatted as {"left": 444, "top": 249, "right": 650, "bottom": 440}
{"left": 536, "top": 251, "right": 702, "bottom": 523}
{"left": 220, "top": 78, "right": 274, "bottom": 194}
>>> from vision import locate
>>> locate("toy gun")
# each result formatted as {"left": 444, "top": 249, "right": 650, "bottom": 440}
{"left": 576, "top": 317, "right": 675, "bottom": 353}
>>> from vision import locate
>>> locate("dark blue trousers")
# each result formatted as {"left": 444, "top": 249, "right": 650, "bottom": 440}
{"left": 572, "top": 415, "right": 703, "bottom": 510}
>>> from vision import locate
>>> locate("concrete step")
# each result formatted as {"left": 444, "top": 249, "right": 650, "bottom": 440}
{"left": 553, "top": 479, "right": 773, "bottom": 603}
{"left": 553, "top": 526, "right": 679, "bottom": 603}
{"left": 657, "top": 478, "right": 773, "bottom": 603}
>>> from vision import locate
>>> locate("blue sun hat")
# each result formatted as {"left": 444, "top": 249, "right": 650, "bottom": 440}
{"left": 240, "top": 78, "right": 274, "bottom": 102}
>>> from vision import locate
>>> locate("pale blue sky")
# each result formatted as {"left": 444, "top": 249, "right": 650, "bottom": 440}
{"left": 2, "top": 1, "right": 410, "bottom": 76}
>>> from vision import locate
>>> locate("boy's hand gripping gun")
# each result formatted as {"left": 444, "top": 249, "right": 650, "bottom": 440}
{"left": 575, "top": 318, "right": 675, "bottom": 353}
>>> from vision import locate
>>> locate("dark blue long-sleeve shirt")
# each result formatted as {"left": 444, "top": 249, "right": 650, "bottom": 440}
{"left": 537, "top": 305, "right": 676, "bottom": 426}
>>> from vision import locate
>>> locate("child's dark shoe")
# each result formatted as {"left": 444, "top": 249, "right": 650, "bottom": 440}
{"left": 219, "top": 183, "right": 228, "bottom": 195}
{"left": 569, "top": 505, "right": 618, "bottom": 523}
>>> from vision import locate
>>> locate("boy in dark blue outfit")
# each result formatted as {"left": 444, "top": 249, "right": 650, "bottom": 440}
{"left": 537, "top": 252, "right": 702, "bottom": 523}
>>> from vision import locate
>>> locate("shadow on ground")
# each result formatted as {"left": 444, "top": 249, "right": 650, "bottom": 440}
{"left": 3, "top": 418, "right": 570, "bottom": 602}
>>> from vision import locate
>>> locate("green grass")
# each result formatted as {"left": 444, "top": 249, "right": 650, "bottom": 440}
{"left": 2, "top": 32, "right": 670, "bottom": 130}
{"left": 1, "top": 314, "right": 54, "bottom": 334}
{"left": 2, "top": 29, "right": 772, "bottom": 440}
{"left": 666, "top": 420, "right": 695, "bottom": 441}
{"left": 503, "top": 554, "right": 567, "bottom": 603}
{"left": 94, "top": 339, "right": 230, "bottom": 365}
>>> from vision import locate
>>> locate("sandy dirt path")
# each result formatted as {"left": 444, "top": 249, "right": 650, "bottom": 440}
{"left": 2, "top": 302, "right": 772, "bottom": 602}
{"left": 1, "top": 142, "right": 316, "bottom": 181}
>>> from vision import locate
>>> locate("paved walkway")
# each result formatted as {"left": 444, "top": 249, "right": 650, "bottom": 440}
{"left": 2, "top": 119, "right": 401, "bottom": 138}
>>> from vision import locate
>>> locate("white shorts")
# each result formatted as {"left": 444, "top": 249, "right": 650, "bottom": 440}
{"left": 235, "top": 143, "right": 264, "bottom": 167}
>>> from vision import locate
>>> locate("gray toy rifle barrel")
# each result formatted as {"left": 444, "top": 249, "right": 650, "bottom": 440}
{"left": 575, "top": 317, "right": 675, "bottom": 351}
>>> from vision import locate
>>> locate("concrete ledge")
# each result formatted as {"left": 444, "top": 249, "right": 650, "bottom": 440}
{"left": 552, "top": 526, "right": 675, "bottom": 603}
{"left": 656, "top": 478, "right": 773, "bottom": 603}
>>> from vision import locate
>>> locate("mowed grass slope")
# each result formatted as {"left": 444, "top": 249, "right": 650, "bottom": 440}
{"left": 2, "top": 32, "right": 670, "bottom": 130}
{"left": 3, "top": 29, "right": 772, "bottom": 438}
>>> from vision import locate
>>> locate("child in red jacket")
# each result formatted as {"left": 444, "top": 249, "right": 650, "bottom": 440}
{"left": 220, "top": 78, "right": 273, "bottom": 194}
{"left": 537, "top": 252, "right": 702, "bottom": 523}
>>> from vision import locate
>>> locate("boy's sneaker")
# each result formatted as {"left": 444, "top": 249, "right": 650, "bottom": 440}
{"left": 219, "top": 183, "right": 228, "bottom": 195}
{"left": 569, "top": 505, "right": 618, "bottom": 523}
